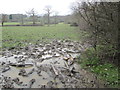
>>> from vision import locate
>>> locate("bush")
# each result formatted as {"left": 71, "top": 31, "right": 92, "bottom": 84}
{"left": 70, "top": 22, "right": 78, "bottom": 27}
{"left": 78, "top": 47, "right": 119, "bottom": 88}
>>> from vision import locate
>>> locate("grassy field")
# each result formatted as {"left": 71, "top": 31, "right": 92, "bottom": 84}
{"left": 4, "top": 22, "right": 42, "bottom": 25}
{"left": 2, "top": 23, "right": 83, "bottom": 48}
{"left": 4, "top": 22, "right": 20, "bottom": 25}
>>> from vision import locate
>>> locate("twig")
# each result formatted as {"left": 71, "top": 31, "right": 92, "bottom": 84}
{"left": 51, "top": 65, "right": 59, "bottom": 76}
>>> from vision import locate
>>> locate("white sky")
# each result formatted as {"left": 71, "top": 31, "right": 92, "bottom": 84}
{"left": 0, "top": 0, "right": 119, "bottom": 15}
{"left": 0, "top": 0, "right": 77, "bottom": 15}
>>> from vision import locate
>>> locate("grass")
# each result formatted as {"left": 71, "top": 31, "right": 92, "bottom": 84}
{"left": 78, "top": 47, "right": 119, "bottom": 88}
{"left": 2, "top": 23, "right": 83, "bottom": 48}
{"left": 4, "top": 22, "right": 20, "bottom": 25}
{"left": 4, "top": 22, "right": 42, "bottom": 25}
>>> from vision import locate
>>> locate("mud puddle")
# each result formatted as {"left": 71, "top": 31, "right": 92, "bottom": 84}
{"left": 0, "top": 40, "right": 104, "bottom": 88}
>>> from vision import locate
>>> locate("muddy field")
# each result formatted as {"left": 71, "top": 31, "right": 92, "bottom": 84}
{"left": 0, "top": 40, "right": 105, "bottom": 88}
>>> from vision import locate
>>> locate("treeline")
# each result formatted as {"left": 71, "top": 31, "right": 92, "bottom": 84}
{"left": 0, "top": 14, "right": 73, "bottom": 26}
{"left": 72, "top": 1, "right": 119, "bottom": 66}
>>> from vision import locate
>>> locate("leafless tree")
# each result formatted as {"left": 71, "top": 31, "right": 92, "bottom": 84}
{"left": 26, "top": 8, "right": 37, "bottom": 25}
{"left": 1, "top": 14, "right": 7, "bottom": 26}
{"left": 21, "top": 14, "right": 24, "bottom": 25}
{"left": 53, "top": 11, "right": 59, "bottom": 25}
{"left": 44, "top": 6, "right": 52, "bottom": 26}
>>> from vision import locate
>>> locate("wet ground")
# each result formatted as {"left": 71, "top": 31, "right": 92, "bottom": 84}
{"left": 0, "top": 40, "right": 105, "bottom": 88}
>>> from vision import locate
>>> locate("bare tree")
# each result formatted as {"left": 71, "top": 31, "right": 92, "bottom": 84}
{"left": 1, "top": 14, "right": 7, "bottom": 26}
{"left": 54, "top": 11, "right": 59, "bottom": 25}
{"left": 21, "top": 14, "right": 24, "bottom": 25}
{"left": 26, "top": 8, "right": 37, "bottom": 25}
{"left": 44, "top": 6, "right": 52, "bottom": 26}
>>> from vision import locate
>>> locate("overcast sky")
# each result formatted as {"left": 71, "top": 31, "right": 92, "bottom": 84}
{"left": 0, "top": 0, "right": 119, "bottom": 15}
{"left": 0, "top": 0, "right": 77, "bottom": 15}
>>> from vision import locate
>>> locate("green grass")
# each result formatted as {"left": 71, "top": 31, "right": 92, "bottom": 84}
{"left": 4, "top": 22, "right": 20, "bottom": 25}
{"left": 24, "top": 22, "right": 41, "bottom": 25}
{"left": 78, "top": 47, "right": 119, "bottom": 88}
{"left": 3, "top": 22, "right": 42, "bottom": 25}
{"left": 2, "top": 23, "right": 83, "bottom": 48}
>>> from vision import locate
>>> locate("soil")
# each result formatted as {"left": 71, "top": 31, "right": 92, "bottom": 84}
{"left": 0, "top": 40, "right": 105, "bottom": 88}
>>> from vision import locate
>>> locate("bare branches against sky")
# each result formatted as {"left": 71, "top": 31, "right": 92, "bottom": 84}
{"left": 0, "top": 0, "right": 76, "bottom": 15}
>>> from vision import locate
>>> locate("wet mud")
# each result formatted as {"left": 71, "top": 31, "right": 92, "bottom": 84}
{"left": 0, "top": 40, "right": 105, "bottom": 88}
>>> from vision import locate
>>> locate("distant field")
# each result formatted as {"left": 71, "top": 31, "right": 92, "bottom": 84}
{"left": 4, "top": 22, "right": 41, "bottom": 25}
{"left": 4, "top": 22, "right": 20, "bottom": 25}
{"left": 2, "top": 23, "right": 85, "bottom": 48}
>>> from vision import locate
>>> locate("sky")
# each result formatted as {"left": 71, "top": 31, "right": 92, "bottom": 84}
{"left": 0, "top": 0, "right": 119, "bottom": 15}
{"left": 0, "top": 0, "right": 77, "bottom": 15}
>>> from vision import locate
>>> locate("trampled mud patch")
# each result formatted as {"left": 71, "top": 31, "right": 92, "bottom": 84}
{"left": 0, "top": 40, "right": 105, "bottom": 88}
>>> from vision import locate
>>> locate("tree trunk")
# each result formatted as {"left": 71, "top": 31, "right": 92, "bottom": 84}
{"left": 2, "top": 21, "right": 4, "bottom": 26}
{"left": 48, "top": 13, "right": 50, "bottom": 26}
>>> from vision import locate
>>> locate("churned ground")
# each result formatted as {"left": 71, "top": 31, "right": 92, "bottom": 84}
{"left": 0, "top": 40, "right": 105, "bottom": 88}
